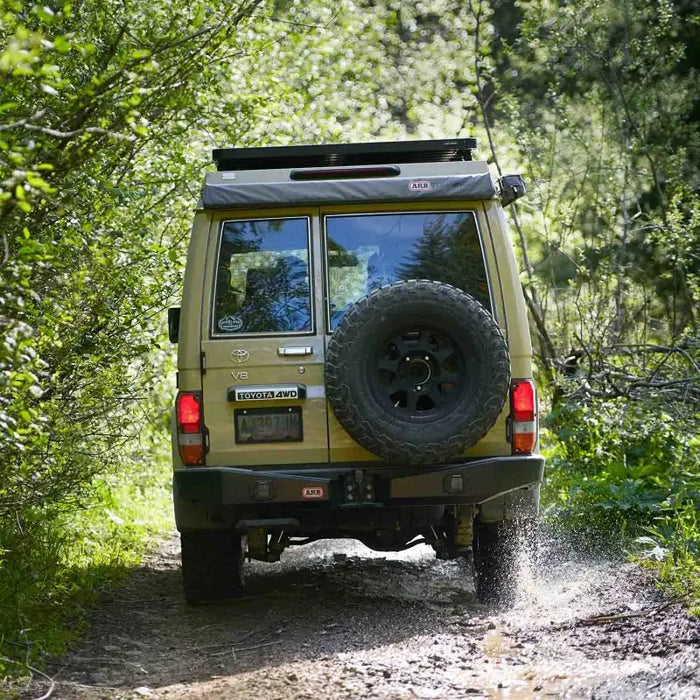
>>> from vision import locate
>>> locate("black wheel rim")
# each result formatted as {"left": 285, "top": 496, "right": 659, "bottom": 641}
{"left": 368, "top": 326, "right": 469, "bottom": 420}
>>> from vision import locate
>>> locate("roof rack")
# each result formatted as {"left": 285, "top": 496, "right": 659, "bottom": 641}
{"left": 212, "top": 138, "right": 477, "bottom": 172}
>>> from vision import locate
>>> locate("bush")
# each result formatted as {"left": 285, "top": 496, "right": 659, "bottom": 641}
{"left": 0, "top": 445, "right": 172, "bottom": 677}
{"left": 542, "top": 396, "right": 700, "bottom": 606}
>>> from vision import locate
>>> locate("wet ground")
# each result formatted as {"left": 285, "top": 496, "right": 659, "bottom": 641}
{"left": 19, "top": 534, "right": 700, "bottom": 699}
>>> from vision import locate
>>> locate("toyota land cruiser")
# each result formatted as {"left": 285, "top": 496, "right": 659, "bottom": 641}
{"left": 169, "top": 139, "right": 544, "bottom": 605}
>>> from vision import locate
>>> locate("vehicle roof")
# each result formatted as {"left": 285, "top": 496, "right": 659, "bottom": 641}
{"left": 202, "top": 140, "right": 495, "bottom": 210}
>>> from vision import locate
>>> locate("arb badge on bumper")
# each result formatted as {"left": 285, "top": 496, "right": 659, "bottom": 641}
{"left": 301, "top": 485, "right": 325, "bottom": 499}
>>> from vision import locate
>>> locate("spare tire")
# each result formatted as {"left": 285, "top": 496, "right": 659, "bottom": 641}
{"left": 325, "top": 280, "right": 510, "bottom": 465}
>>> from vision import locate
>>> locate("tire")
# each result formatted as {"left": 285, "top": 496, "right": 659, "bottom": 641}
{"left": 325, "top": 280, "right": 510, "bottom": 465}
{"left": 181, "top": 530, "right": 244, "bottom": 604}
{"left": 473, "top": 519, "right": 535, "bottom": 606}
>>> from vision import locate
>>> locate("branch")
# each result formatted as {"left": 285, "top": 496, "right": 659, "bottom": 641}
{"left": 607, "top": 344, "right": 700, "bottom": 371}
{"left": 18, "top": 124, "right": 136, "bottom": 141}
{"left": 522, "top": 283, "right": 557, "bottom": 367}
{"left": 0, "top": 109, "right": 47, "bottom": 131}
{"left": 578, "top": 595, "right": 688, "bottom": 626}
{"left": 0, "top": 656, "right": 56, "bottom": 700}
{"left": 1, "top": 232, "right": 8, "bottom": 267}
{"left": 629, "top": 376, "right": 700, "bottom": 391}
{"left": 269, "top": 11, "right": 339, "bottom": 30}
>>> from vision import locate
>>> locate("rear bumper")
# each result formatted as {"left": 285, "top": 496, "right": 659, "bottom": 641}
{"left": 388, "top": 455, "right": 544, "bottom": 504}
{"left": 173, "top": 455, "right": 544, "bottom": 515}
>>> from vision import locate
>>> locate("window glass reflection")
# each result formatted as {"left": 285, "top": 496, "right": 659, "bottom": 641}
{"left": 325, "top": 212, "right": 489, "bottom": 329}
{"left": 213, "top": 218, "right": 312, "bottom": 334}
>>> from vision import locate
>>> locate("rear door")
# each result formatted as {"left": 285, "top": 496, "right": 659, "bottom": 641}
{"left": 321, "top": 202, "right": 511, "bottom": 460}
{"left": 200, "top": 208, "right": 329, "bottom": 467}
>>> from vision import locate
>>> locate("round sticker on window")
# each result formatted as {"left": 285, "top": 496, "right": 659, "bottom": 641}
{"left": 218, "top": 315, "right": 243, "bottom": 333}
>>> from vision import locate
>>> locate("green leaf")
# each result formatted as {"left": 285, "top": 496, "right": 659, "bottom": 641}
{"left": 52, "top": 35, "right": 71, "bottom": 53}
{"left": 35, "top": 5, "right": 55, "bottom": 23}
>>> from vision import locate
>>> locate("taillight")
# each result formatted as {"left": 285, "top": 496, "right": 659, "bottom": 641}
{"left": 510, "top": 379, "right": 537, "bottom": 454}
{"left": 176, "top": 391, "right": 205, "bottom": 465}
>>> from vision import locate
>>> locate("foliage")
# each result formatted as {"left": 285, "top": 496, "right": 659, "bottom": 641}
{"left": 638, "top": 502, "right": 700, "bottom": 615}
{"left": 0, "top": 0, "right": 267, "bottom": 672}
{"left": 541, "top": 395, "right": 700, "bottom": 604}
{"left": 0, "top": 444, "right": 172, "bottom": 677}
{"left": 498, "top": 0, "right": 700, "bottom": 605}
{"left": 224, "top": 0, "right": 496, "bottom": 144}
{"left": 0, "top": 0, "right": 267, "bottom": 519}
{"left": 501, "top": 0, "right": 699, "bottom": 353}
{"left": 543, "top": 397, "right": 698, "bottom": 528}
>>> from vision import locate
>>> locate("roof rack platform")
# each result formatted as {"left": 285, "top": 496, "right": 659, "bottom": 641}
{"left": 212, "top": 138, "right": 478, "bottom": 172}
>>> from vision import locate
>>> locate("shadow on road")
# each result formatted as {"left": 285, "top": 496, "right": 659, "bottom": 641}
{"left": 38, "top": 533, "right": 700, "bottom": 700}
{"left": 51, "top": 537, "right": 481, "bottom": 692}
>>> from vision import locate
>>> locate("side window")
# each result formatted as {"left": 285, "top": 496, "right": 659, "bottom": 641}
{"left": 213, "top": 217, "right": 312, "bottom": 335}
{"left": 325, "top": 211, "right": 490, "bottom": 330}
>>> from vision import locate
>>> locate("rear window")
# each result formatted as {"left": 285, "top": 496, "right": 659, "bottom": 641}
{"left": 325, "top": 211, "right": 490, "bottom": 330}
{"left": 213, "top": 217, "right": 312, "bottom": 335}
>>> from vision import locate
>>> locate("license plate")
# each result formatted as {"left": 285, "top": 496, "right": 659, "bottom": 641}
{"left": 234, "top": 406, "right": 303, "bottom": 444}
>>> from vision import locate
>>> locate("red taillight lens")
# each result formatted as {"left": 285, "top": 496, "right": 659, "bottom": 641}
{"left": 510, "top": 379, "right": 537, "bottom": 454}
{"left": 512, "top": 380, "right": 535, "bottom": 421}
{"left": 176, "top": 391, "right": 205, "bottom": 465}
{"left": 177, "top": 392, "right": 201, "bottom": 432}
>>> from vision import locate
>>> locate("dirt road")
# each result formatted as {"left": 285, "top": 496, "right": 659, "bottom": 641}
{"left": 24, "top": 533, "right": 700, "bottom": 699}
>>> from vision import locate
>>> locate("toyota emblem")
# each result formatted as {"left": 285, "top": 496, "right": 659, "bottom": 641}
{"left": 230, "top": 349, "right": 250, "bottom": 364}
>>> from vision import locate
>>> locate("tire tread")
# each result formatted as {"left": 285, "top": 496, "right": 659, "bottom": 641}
{"left": 181, "top": 530, "right": 244, "bottom": 604}
{"left": 326, "top": 280, "right": 510, "bottom": 464}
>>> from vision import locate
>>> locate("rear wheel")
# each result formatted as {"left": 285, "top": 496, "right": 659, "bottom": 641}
{"left": 181, "top": 530, "right": 244, "bottom": 604}
{"left": 473, "top": 519, "right": 535, "bottom": 606}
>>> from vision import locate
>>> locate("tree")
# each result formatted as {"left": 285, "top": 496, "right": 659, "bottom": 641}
{"left": 0, "top": 0, "right": 267, "bottom": 662}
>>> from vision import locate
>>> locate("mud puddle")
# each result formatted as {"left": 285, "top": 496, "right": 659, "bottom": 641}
{"left": 17, "top": 534, "right": 700, "bottom": 699}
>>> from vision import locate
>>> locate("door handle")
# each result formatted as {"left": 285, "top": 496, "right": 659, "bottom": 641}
{"left": 278, "top": 346, "right": 313, "bottom": 357}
